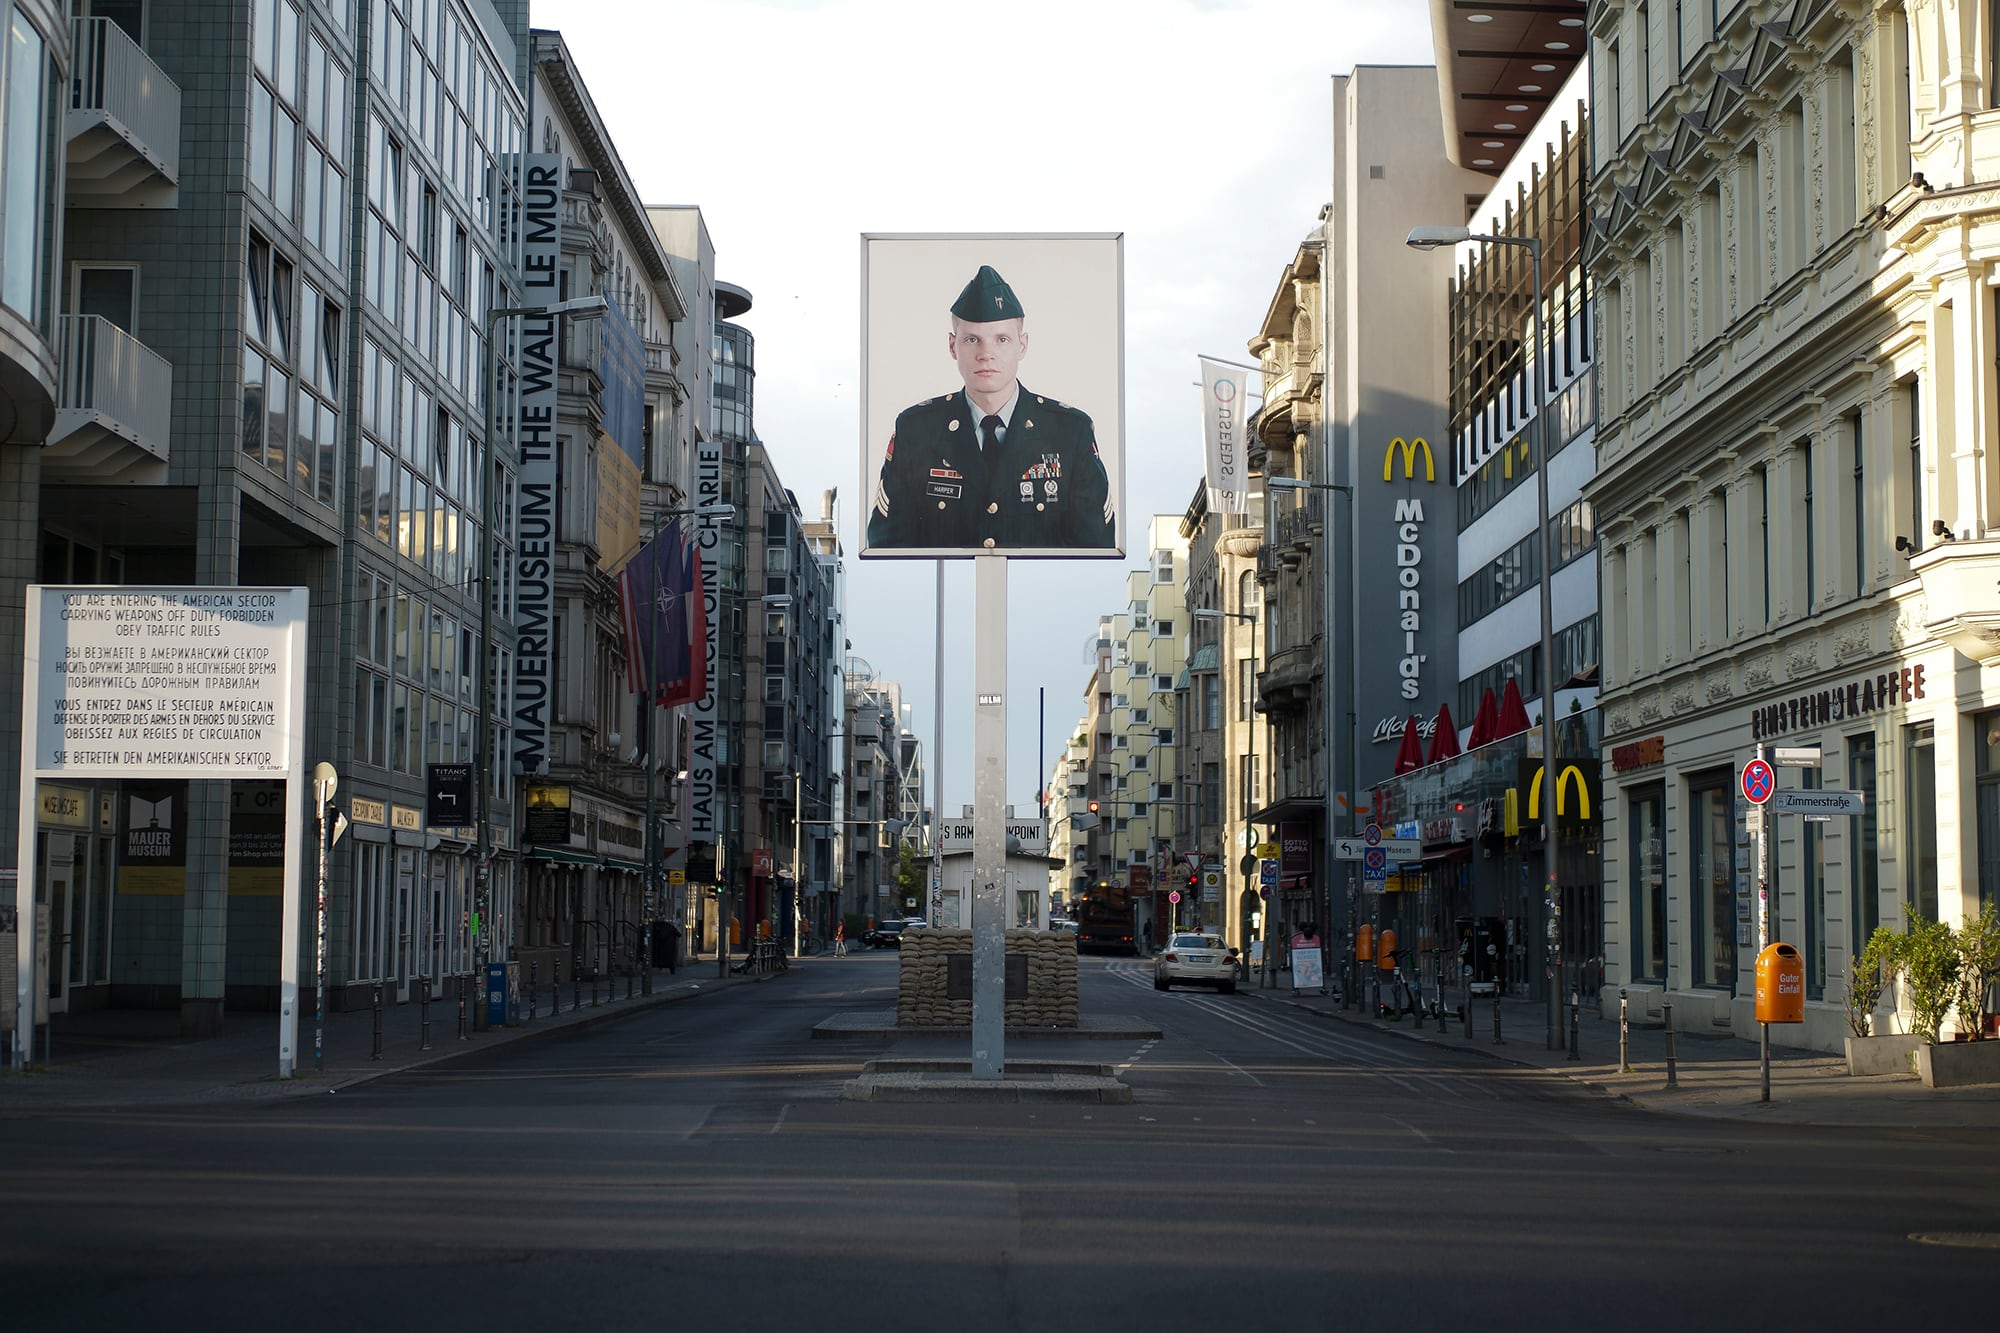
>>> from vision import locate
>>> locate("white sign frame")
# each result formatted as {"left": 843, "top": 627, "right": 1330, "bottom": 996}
{"left": 14, "top": 585, "right": 309, "bottom": 1075}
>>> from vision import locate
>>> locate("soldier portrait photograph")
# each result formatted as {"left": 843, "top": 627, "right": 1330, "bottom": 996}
{"left": 860, "top": 233, "right": 1124, "bottom": 557}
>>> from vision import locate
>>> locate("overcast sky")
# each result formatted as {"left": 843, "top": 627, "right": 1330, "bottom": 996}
{"left": 532, "top": 0, "right": 1440, "bottom": 814}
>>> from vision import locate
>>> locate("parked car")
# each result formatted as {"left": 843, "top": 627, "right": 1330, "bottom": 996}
{"left": 864, "top": 919, "right": 908, "bottom": 949}
{"left": 1154, "top": 932, "right": 1237, "bottom": 993}
{"left": 1048, "top": 918, "right": 1078, "bottom": 936}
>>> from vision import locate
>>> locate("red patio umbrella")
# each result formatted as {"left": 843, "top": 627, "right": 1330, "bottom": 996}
{"left": 1392, "top": 714, "right": 1426, "bottom": 775}
{"left": 1496, "top": 677, "right": 1532, "bottom": 739}
{"left": 1465, "top": 686, "right": 1499, "bottom": 748}
{"left": 1427, "top": 701, "right": 1461, "bottom": 765}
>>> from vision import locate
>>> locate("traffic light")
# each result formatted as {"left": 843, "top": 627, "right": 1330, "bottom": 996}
{"left": 1087, "top": 799, "right": 1100, "bottom": 815}
{"left": 1186, "top": 870, "right": 1199, "bottom": 891}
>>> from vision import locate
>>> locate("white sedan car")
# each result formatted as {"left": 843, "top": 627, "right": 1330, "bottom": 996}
{"left": 1154, "top": 932, "right": 1238, "bottom": 993}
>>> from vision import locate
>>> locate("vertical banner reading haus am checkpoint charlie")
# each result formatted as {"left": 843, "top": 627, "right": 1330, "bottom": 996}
{"left": 859, "top": 233, "right": 1125, "bottom": 558}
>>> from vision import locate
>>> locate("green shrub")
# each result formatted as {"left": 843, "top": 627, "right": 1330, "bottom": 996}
{"left": 1847, "top": 926, "right": 1903, "bottom": 1039}
{"left": 1901, "top": 915, "right": 1961, "bottom": 1045}
{"left": 1952, "top": 903, "right": 2000, "bottom": 1041}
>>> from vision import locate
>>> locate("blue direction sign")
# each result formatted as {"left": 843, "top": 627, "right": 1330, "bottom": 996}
{"left": 1741, "top": 758, "right": 1775, "bottom": 805}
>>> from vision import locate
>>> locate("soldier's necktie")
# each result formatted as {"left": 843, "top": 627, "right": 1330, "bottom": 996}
{"left": 980, "top": 414, "right": 1003, "bottom": 453}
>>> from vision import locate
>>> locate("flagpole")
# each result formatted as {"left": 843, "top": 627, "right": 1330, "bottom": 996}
{"left": 630, "top": 503, "right": 731, "bottom": 987}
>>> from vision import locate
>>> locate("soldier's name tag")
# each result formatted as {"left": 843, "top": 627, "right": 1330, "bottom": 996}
{"left": 925, "top": 481, "right": 962, "bottom": 500}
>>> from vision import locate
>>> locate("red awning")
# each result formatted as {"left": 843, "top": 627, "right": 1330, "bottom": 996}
{"left": 1393, "top": 715, "right": 1426, "bottom": 775}
{"left": 1466, "top": 687, "right": 1499, "bottom": 748}
{"left": 1427, "top": 701, "right": 1461, "bottom": 764}
{"left": 1496, "top": 677, "right": 1532, "bottom": 738}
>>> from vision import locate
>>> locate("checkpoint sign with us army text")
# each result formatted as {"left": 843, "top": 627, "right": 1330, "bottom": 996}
{"left": 28, "top": 586, "right": 308, "bottom": 779}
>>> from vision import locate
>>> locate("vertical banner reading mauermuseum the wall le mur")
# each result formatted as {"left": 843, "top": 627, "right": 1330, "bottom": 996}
{"left": 510, "top": 153, "right": 562, "bottom": 776}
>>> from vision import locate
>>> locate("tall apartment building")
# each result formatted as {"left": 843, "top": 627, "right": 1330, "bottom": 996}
{"left": 841, "top": 664, "right": 908, "bottom": 927}
{"left": 3, "top": 3, "right": 723, "bottom": 1048}
{"left": 1355, "top": 10, "right": 1604, "bottom": 1020}
{"left": 1115, "top": 516, "right": 1188, "bottom": 945}
{"left": 8, "top": 0, "right": 553, "bottom": 1034}
{"left": 514, "top": 28, "right": 691, "bottom": 988}
{"left": 1176, "top": 483, "right": 1265, "bottom": 958}
{"left": 1590, "top": 0, "right": 2000, "bottom": 1049}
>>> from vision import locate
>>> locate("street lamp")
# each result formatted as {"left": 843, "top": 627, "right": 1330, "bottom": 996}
{"left": 477, "top": 292, "right": 606, "bottom": 1031}
{"left": 1269, "top": 473, "right": 1356, "bottom": 1003}
{"left": 1407, "top": 222, "right": 1562, "bottom": 1050}
{"left": 637, "top": 501, "right": 733, "bottom": 993}
{"left": 1195, "top": 605, "right": 1270, "bottom": 985}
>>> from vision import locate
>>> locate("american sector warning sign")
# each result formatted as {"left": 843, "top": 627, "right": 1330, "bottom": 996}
{"left": 31, "top": 586, "right": 307, "bottom": 778}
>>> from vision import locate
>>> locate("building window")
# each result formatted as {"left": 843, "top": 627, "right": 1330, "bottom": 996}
{"left": 1850, "top": 732, "right": 1880, "bottom": 949}
{"left": 1202, "top": 762, "right": 1220, "bottom": 827}
{"left": 1977, "top": 712, "right": 2000, "bottom": 912}
{"left": 1240, "top": 752, "right": 1260, "bottom": 818}
{"left": 1201, "top": 675, "right": 1219, "bottom": 730}
{"left": 1688, "top": 771, "right": 1737, "bottom": 992}
{"left": 1629, "top": 784, "right": 1666, "bottom": 981}
{"left": 1906, "top": 723, "right": 1937, "bottom": 920}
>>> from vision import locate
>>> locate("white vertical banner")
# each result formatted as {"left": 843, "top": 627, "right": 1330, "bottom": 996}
{"left": 1199, "top": 357, "right": 1250, "bottom": 514}
{"left": 510, "top": 153, "right": 563, "bottom": 776}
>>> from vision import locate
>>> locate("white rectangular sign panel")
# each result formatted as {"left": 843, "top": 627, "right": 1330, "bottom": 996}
{"left": 1768, "top": 789, "right": 1866, "bottom": 816}
{"left": 1333, "top": 836, "right": 1424, "bottom": 860}
{"left": 509, "top": 151, "right": 564, "bottom": 777}
{"left": 32, "top": 586, "right": 306, "bottom": 777}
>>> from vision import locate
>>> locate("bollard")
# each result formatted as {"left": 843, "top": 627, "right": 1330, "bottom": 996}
{"left": 1618, "top": 988, "right": 1631, "bottom": 1072}
{"left": 551, "top": 958, "right": 562, "bottom": 1014}
{"left": 573, "top": 956, "right": 583, "bottom": 1013}
{"left": 1567, "top": 988, "right": 1580, "bottom": 1061}
{"left": 419, "top": 976, "right": 432, "bottom": 1051}
{"left": 1492, "top": 985, "right": 1504, "bottom": 1045}
{"left": 1664, "top": 1001, "right": 1678, "bottom": 1088}
{"left": 528, "top": 961, "right": 537, "bottom": 1022}
{"left": 456, "top": 978, "right": 468, "bottom": 1041}
{"left": 371, "top": 982, "right": 384, "bottom": 1061}
{"left": 592, "top": 964, "right": 601, "bottom": 1008}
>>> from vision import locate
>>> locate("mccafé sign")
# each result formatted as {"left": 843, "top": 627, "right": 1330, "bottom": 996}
{"left": 1751, "top": 665, "right": 1925, "bottom": 739}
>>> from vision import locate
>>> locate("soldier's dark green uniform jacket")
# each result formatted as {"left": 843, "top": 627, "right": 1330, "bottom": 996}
{"left": 867, "top": 383, "right": 1115, "bottom": 550}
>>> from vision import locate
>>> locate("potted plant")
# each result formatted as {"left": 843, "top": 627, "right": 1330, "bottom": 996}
{"left": 1951, "top": 902, "right": 2000, "bottom": 1040}
{"left": 1844, "top": 926, "right": 1920, "bottom": 1076}
{"left": 1910, "top": 907, "right": 2000, "bottom": 1088}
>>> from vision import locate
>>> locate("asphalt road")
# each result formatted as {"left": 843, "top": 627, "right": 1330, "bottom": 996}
{"left": 4, "top": 954, "right": 1995, "bottom": 1331}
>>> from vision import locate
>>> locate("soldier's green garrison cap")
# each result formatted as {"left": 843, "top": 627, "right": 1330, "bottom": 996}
{"left": 950, "top": 265, "right": 1024, "bottom": 322}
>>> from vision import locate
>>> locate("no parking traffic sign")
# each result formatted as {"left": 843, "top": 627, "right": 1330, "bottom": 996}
{"left": 1741, "top": 758, "right": 1775, "bottom": 805}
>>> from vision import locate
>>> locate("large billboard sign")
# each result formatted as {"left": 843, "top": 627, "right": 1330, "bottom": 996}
{"left": 859, "top": 232, "right": 1124, "bottom": 558}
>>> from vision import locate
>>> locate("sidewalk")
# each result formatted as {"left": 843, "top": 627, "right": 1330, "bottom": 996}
{"left": 0, "top": 954, "right": 763, "bottom": 1112}
{"left": 1243, "top": 969, "right": 2000, "bottom": 1130}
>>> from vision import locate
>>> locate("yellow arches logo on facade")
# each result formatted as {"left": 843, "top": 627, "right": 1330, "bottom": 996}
{"left": 1382, "top": 436, "right": 1436, "bottom": 482}
{"left": 1527, "top": 764, "right": 1592, "bottom": 820}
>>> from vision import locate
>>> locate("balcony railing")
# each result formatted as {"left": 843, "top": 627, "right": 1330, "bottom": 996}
{"left": 46, "top": 314, "right": 171, "bottom": 482}
{"left": 68, "top": 17, "right": 180, "bottom": 204}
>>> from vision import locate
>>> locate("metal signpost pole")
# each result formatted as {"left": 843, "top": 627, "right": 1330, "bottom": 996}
{"left": 793, "top": 770, "right": 804, "bottom": 960}
{"left": 970, "top": 556, "right": 1008, "bottom": 1080}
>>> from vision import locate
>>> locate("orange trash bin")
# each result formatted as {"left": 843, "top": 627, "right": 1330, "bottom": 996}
{"left": 1376, "top": 925, "right": 1398, "bottom": 972}
{"left": 1754, "top": 942, "right": 1805, "bottom": 1023}
{"left": 1354, "top": 923, "right": 1373, "bottom": 963}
